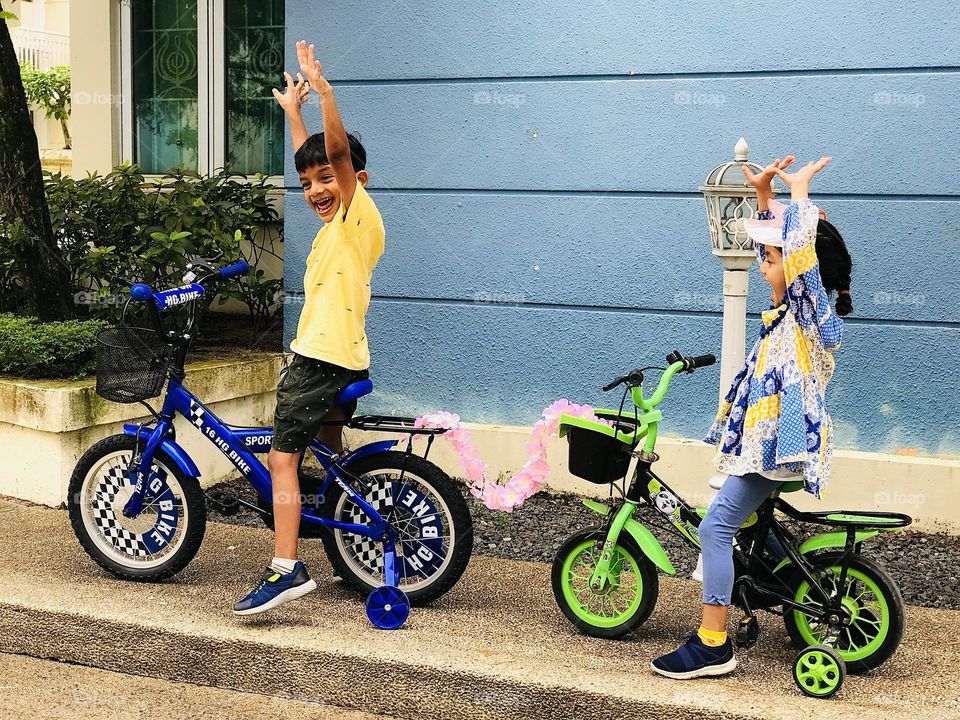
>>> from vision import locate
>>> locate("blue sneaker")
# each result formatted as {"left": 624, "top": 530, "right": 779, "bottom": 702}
{"left": 651, "top": 632, "right": 737, "bottom": 679}
{"left": 233, "top": 561, "right": 318, "bottom": 616}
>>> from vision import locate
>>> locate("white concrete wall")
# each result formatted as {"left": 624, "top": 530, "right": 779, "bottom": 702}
{"left": 68, "top": 0, "right": 117, "bottom": 176}
{"left": 347, "top": 422, "right": 960, "bottom": 534}
{"left": 0, "top": 355, "right": 282, "bottom": 507}
{"left": 5, "top": 347, "right": 953, "bottom": 532}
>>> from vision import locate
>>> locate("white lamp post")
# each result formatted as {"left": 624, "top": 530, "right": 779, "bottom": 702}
{"left": 690, "top": 139, "right": 775, "bottom": 584}
{"left": 699, "top": 137, "right": 777, "bottom": 402}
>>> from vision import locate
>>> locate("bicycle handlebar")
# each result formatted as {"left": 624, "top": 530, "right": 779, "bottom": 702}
{"left": 216, "top": 259, "right": 250, "bottom": 281}
{"left": 128, "top": 260, "right": 250, "bottom": 308}
{"left": 603, "top": 350, "right": 716, "bottom": 411}
{"left": 602, "top": 368, "right": 644, "bottom": 392}
{"left": 665, "top": 349, "right": 716, "bottom": 372}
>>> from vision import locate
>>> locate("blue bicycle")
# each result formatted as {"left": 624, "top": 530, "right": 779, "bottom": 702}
{"left": 68, "top": 259, "right": 473, "bottom": 629}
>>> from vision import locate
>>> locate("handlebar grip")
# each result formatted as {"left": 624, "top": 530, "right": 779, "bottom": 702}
{"left": 130, "top": 283, "right": 154, "bottom": 302}
{"left": 216, "top": 260, "right": 250, "bottom": 280}
{"left": 602, "top": 378, "right": 622, "bottom": 392}
{"left": 688, "top": 354, "right": 717, "bottom": 370}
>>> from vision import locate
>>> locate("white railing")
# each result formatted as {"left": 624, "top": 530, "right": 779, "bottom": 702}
{"left": 9, "top": 27, "right": 70, "bottom": 70}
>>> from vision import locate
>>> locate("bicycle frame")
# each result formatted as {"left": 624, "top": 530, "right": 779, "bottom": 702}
{"left": 583, "top": 360, "right": 910, "bottom": 619}
{"left": 114, "top": 264, "right": 461, "bottom": 590}
{"left": 589, "top": 465, "right": 845, "bottom": 615}
{"left": 119, "top": 372, "right": 402, "bottom": 577}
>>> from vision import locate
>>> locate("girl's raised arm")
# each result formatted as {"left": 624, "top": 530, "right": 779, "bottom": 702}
{"left": 774, "top": 158, "right": 842, "bottom": 351}
{"left": 780, "top": 199, "right": 842, "bottom": 351}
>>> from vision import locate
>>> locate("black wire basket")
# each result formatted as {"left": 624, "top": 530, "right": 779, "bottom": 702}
{"left": 95, "top": 326, "right": 171, "bottom": 403}
{"left": 564, "top": 415, "right": 639, "bottom": 485}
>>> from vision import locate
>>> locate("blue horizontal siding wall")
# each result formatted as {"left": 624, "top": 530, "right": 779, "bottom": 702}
{"left": 283, "top": 0, "right": 960, "bottom": 456}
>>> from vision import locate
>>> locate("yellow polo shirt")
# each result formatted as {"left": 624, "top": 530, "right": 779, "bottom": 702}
{"left": 290, "top": 183, "right": 384, "bottom": 370}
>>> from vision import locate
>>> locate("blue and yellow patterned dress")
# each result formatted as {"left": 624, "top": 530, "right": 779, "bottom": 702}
{"left": 705, "top": 199, "right": 843, "bottom": 498}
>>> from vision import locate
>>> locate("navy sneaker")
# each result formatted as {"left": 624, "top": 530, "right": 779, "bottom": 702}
{"left": 651, "top": 632, "right": 737, "bottom": 679}
{"left": 233, "top": 561, "right": 317, "bottom": 616}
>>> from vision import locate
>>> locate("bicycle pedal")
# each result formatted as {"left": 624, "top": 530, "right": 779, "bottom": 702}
{"left": 735, "top": 616, "right": 760, "bottom": 649}
{"left": 206, "top": 490, "right": 240, "bottom": 516}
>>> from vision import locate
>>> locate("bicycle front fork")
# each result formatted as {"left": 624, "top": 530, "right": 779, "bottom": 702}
{"left": 121, "top": 422, "right": 171, "bottom": 518}
{"left": 589, "top": 501, "right": 639, "bottom": 591}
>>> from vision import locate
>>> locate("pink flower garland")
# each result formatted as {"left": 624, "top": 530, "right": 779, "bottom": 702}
{"left": 413, "top": 399, "right": 610, "bottom": 512}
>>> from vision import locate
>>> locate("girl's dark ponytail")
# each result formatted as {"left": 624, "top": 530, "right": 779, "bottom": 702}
{"left": 815, "top": 219, "right": 853, "bottom": 317}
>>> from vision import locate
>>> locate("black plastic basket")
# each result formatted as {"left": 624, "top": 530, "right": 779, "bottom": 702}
{"left": 565, "top": 415, "right": 639, "bottom": 484}
{"left": 95, "top": 326, "right": 171, "bottom": 403}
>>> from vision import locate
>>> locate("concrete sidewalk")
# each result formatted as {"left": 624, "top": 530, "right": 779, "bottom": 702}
{"left": 0, "top": 652, "right": 391, "bottom": 720}
{"left": 0, "top": 498, "right": 957, "bottom": 720}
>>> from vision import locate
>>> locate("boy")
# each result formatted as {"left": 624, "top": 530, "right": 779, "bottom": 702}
{"left": 234, "top": 41, "right": 385, "bottom": 615}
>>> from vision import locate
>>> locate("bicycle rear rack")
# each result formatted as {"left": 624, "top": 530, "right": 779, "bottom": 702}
{"left": 347, "top": 415, "right": 449, "bottom": 435}
{"left": 776, "top": 500, "right": 912, "bottom": 529}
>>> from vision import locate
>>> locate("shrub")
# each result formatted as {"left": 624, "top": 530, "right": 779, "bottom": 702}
{"left": 3, "top": 165, "right": 283, "bottom": 340}
{"left": 0, "top": 313, "right": 108, "bottom": 379}
{"left": 20, "top": 62, "right": 71, "bottom": 148}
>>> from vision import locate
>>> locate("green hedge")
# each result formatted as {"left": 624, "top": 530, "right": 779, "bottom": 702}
{"left": 0, "top": 313, "right": 108, "bottom": 379}
{"left": 0, "top": 165, "right": 282, "bottom": 338}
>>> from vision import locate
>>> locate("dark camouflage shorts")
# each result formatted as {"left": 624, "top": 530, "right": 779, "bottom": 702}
{"left": 272, "top": 353, "right": 368, "bottom": 453}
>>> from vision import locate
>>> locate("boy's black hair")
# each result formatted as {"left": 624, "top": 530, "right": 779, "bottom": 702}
{"left": 294, "top": 132, "right": 366, "bottom": 174}
{"left": 816, "top": 218, "right": 853, "bottom": 316}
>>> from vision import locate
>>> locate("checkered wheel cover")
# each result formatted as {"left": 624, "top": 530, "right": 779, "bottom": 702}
{"left": 345, "top": 482, "right": 395, "bottom": 575}
{"left": 91, "top": 465, "right": 149, "bottom": 558}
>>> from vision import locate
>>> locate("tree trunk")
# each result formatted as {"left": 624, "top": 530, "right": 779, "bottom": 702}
{"left": 60, "top": 118, "right": 72, "bottom": 150}
{"left": 0, "top": 17, "right": 74, "bottom": 320}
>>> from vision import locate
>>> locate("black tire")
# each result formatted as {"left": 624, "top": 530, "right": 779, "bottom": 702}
{"left": 784, "top": 552, "right": 904, "bottom": 674}
{"left": 551, "top": 527, "right": 659, "bottom": 639}
{"left": 68, "top": 433, "right": 206, "bottom": 581}
{"left": 320, "top": 451, "right": 473, "bottom": 605}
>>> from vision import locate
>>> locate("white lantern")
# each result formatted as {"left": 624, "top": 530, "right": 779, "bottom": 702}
{"left": 699, "top": 137, "right": 778, "bottom": 270}
{"left": 698, "top": 137, "right": 779, "bottom": 402}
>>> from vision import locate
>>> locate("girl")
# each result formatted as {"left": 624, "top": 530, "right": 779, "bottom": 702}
{"left": 651, "top": 154, "right": 853, "bottom": 679}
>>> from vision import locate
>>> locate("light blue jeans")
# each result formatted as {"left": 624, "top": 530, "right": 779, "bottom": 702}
{"left": 699, "top": 473, "right": 783, "bottom": 606}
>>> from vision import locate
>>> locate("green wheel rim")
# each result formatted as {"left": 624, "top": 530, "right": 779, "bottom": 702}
{"left": 792, "top": 566, "right": 890, "bottom": 663}
{"left": 795, "top": 649, "right": 843, "bottom": 696}
{"left": 559, "top": 538, "right": 644, "bottom": 628}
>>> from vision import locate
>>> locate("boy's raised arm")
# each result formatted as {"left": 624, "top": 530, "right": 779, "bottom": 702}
{"left": 297, "top": 40, "right": 358, "bottom": 218}
{"left": 272, "top": 70, "right": 311, "bottom": 153}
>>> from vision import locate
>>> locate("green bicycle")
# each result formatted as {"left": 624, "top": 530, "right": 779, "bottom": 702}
{"left": 551, "top": 350, "right": 912, "bottom": 698}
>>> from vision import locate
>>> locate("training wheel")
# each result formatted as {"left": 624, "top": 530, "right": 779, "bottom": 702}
{"left": 365, "top": 585, "right": 410, "bottom": 630}
{"left": 793, "top": 644, "right": 845, "bottom": 698}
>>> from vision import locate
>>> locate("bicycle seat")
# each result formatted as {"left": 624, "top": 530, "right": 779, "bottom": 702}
{"left": 709, "top": 475, "right": 805, "bottom": 493}
{"left": 708, "top": 473, "right": 728, "bottom": 490}
{"left": 778, "top": 480, "right": 805, "bottom": 493}
{"left": 335, "top": 377, "right": 373, "bottom": 405}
